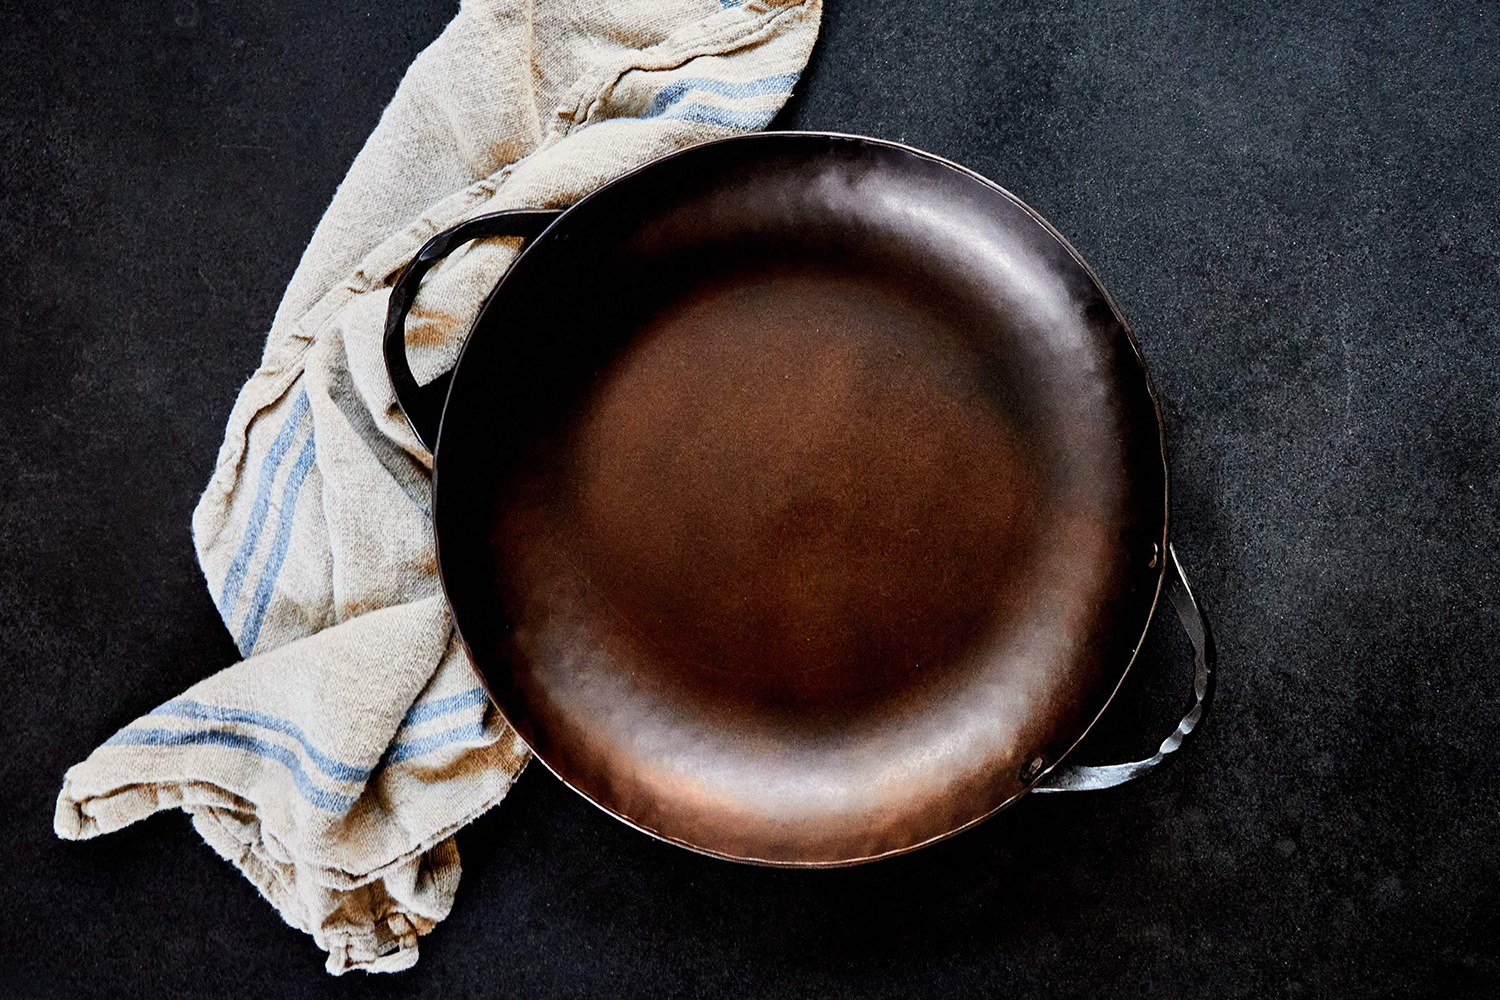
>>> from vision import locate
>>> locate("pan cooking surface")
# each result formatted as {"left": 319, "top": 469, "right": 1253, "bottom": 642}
{"left": 434, "top": 135, "right": 1166, "bottom": 864}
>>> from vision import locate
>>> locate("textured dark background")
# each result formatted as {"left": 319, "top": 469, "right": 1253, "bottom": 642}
{"left": 3, "top": 1, "right": 1497, "bottom": 996}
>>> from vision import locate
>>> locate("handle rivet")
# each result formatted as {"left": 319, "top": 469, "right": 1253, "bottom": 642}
{"left": 1020, "top": 756, "right": 1046, "bottom": 783}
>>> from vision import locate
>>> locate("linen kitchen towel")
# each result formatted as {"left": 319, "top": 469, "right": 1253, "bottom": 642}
{"left": 55, "top": 0, "right": 821, "bottom": 974}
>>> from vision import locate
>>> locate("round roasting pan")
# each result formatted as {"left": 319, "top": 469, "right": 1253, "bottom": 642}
{"left": 384, "top": 133, "right": 1217, "bottom": 866}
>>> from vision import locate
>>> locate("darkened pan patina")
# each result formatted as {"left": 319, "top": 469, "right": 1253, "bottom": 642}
{"left": 384, "top": 133, "right": 1217, "bottom": 866}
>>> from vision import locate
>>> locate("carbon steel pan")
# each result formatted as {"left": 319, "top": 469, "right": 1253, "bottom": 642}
{"left": 432, "top": 134, "right": 1167, "bottom": 865}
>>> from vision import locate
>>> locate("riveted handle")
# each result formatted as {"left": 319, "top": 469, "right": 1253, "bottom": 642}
{"left": 383, "top": 208, "right": 562, "bottom": 452}
{"left": 1030, "top": 543, "right": 1217, "bottom": 793}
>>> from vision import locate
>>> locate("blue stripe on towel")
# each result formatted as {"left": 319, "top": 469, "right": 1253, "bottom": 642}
{"left": 385, "top": 720, "right": 489, "bottom": 766}
{"left": 104, "top": 726, "right": 358, "bottom": 813}
{"left": 218, "top": 391, "right": 311, "bottom": 622}
{"left": 398, "top": 687, "right": 488, "bottom": 730}
{"left": 238, "top": 434, "right": 317, "bottom": 655}
{"left": 660, "top": 102, "right": 782, "bottom": 131}
{"left": 639, "top": 72, "right": 801, "bottom": 122}
{"left": 152, "top": 699, "right": 372, "bottom": 783}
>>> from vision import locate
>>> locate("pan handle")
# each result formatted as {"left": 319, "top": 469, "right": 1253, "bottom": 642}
{"left": 1030, "top": 543, "right": 1217, "bottom": 793}
{"left": 383, "top": 209, "right": 563, "bottom": 452}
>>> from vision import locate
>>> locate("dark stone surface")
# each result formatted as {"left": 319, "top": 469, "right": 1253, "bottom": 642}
{"left": 2, "top": 1, "right": 1496, "bottom": 996}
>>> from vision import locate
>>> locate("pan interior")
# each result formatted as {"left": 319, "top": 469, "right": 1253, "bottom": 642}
{"left": 436, "top": 136, "right": 1165, "bottom": 864}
